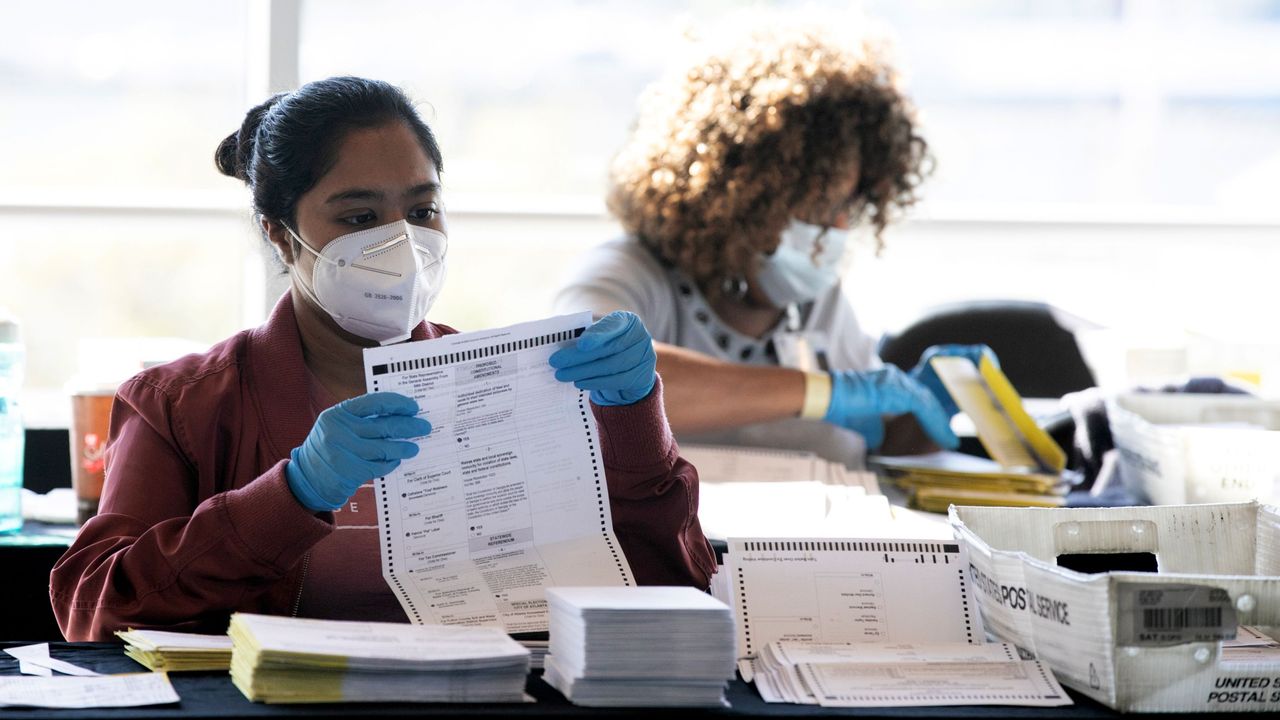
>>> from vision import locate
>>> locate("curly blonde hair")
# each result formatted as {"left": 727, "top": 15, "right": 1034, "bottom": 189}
{"left": 608, "top": 29, "right": 931, "bottom": 287}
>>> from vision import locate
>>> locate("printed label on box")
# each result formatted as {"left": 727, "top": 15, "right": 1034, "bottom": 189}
{"left": 1115, "top": 582, "right": 1237, "bottom": 647}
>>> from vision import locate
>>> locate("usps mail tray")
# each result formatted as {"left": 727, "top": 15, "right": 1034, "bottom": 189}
{"left": 1108, "top": 392, "right": 1280, "bottom": 506}
{"left": 951, "top": 502, "right": 1280, "bottom": 713}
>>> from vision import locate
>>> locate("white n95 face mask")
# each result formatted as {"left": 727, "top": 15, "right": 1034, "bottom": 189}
{"left": 753, "top": 218, "right": 849, "bottom": 308}
{"left": 286, "top": 219, "right": 448, "bottom": 345}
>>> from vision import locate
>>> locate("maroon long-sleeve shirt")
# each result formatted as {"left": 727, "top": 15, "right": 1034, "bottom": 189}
{"left": 50, "top": 294, "right": 715, "bottom": 641}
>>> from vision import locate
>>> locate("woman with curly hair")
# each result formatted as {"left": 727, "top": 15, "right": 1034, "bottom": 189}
{"left": 555, "top": 30, "right": 991, "bottom": 466}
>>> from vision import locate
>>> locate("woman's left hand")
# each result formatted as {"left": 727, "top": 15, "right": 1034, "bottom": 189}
{"left": 909, "top": 343, "right": 999, "bottom": 417}
{"left": 549, "top": 311, "right": 657, "bottom": 406}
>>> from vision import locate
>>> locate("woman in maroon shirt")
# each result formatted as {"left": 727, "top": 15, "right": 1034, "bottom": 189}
{"left": 50, "top": 76, "right": 715, "bottom": 641}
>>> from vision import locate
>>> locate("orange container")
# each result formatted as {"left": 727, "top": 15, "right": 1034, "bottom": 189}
{"left": 68, "top": 389, "right": 115, "bottom": 525}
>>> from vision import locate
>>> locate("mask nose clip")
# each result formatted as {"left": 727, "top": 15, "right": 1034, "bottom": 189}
{"left": 363, "top": 232, "right": 409, "bottom": 256}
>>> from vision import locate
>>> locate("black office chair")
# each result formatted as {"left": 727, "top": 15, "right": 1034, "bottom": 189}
{"left": 878, "top": 300, "right": 1098, "bottom": 463}
{"left": 877, "top": 299, "right": 1097, "bottom": 399}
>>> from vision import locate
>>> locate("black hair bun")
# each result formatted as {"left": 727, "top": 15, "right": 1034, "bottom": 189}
{"left": 214, "top": 93, "right": 286, "bottom": 182}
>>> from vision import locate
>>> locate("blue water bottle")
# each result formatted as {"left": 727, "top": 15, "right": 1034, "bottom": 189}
{"left": 0, "top": 312, "right": 24, "bottom": 534}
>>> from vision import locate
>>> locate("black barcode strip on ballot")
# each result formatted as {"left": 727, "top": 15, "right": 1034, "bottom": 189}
{"left": 1142, "top": 607, "right": 1222, "bottom": 629}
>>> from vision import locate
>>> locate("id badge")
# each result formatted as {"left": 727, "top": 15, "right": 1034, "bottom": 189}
{"left": 773, "top": 331, "right": 831, "bottom": 372}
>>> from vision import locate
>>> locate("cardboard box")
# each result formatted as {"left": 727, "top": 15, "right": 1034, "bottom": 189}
{"left": 951, "top": 502, "right": 1280, "bottom": 713}
{"left": 1108, "top": 393, "right": 1280, "bottom": 505}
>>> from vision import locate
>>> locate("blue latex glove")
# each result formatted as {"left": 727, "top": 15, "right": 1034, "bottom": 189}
{"left": 286, "top": 392, "right": 432, "bottom": 512}
{"left": 548, "top": 311, "right": 657, "bottom": 406}
{"left": 823, "top": 367, "right": 960, "bottom": 451}
{"left": 909, "top": 344, "right": 999, "bottom": 417}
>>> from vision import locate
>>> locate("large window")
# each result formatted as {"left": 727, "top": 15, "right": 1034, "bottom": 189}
{"left": 0, "top": 1, "right": 254, "bottom": 406}
{"left": 299, "top": 0, "right": 1280, "bottom": 213}
{"left": 1, "top": 1, "right": 250, "bottom": 197}
{"left": 3, "top": 1, "right": 1279, "bottom": 410}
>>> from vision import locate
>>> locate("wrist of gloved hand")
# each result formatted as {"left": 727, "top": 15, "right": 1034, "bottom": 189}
{"left": 286, "top": 448, "right": 351, "bottom": 512}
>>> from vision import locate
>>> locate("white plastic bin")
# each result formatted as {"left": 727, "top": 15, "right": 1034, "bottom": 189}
{"left": 1108, "top": 393, "right": 1280, "bottom": 505}
{"left": 952, "top": 502, "right": 1280, "bottom": 713}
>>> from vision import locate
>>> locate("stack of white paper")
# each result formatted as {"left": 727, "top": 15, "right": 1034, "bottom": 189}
{"left": 543, "top": 587, "right": 735, "bottom": 707}
{"left": 517, "top": 637, "right": 549, "bottom": 670}
{"left": 228, "top": 614, "right": 530, "bottom": 704}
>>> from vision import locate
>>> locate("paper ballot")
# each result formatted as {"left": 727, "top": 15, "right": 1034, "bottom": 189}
{"left": 363, "top": 313, "right": 634, "bottom": 632}
{"left": 797, "top": 656, "right": 1070, "bottom": 708}
{"left": 750, "top": 640, "right": 1070, "bottom": 708}
{"left": 727, "top": 538, "right": 982, "bottom": 659}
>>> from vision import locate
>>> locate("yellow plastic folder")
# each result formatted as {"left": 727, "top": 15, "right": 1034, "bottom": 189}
{"left": 930, "top": 354, "right": 1066, "bottom": 475}
{"left": 872, "top": 355, "right": 1069, "bottom": 511}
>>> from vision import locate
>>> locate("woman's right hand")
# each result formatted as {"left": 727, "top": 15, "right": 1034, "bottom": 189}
{"left": 285, "top": 392, "right": 431, "bottom": 512}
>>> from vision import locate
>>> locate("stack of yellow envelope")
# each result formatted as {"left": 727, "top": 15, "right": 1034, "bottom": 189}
{"left": 873, "top": 355, "right": 1073, "bottom": 512}
{"left": 117, "top": 629, "right": 233, "bottom": 672}
{"left": 228, "top": 613, "right": 530, "bottom": 704}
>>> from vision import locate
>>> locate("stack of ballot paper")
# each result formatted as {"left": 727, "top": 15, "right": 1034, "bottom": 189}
{"left": 872, "top": 354, "right": 1073, "bottom": 511}
{"left": 543, "top": 587, "right": 736, "bottom": 707}
{"left": 680, "top": 444, "right": 880, "bottom": 491}
{"left": 228, "top": 613, "right": 530, "bottom": 704}
{"left": 516, "top": 637, "right": 549, "bottom": 670}
{"left": 682, "top": 443, "right": 897, "bottom": 539}
{"left": 747, "top": 640, "right": 1071, "bottom": 708}
{"left": 116, "top": 629, "right": 232, "bottom": 672}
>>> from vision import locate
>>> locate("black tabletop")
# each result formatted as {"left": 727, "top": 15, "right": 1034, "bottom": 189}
{"left": 0, "top": 642, "right": 1156, "bottom": 719}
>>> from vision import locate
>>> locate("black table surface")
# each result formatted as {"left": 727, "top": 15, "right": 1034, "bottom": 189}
{"left": 0, "top": 641, "right": 1202, "bottom": 720}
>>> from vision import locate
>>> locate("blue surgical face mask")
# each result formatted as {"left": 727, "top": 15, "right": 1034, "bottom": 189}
{"left": 753, "top": 219, "right": 849, "bottom": 308}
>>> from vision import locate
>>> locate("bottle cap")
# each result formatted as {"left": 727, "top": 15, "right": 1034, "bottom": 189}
{"left": 0, "top": 311, "right": 18, "bottom": 344}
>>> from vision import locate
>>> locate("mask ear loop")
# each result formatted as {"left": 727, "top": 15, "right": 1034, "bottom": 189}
{"left": 281, "top": 223, "right": 343, "bottom": 320}
{"left": 282, "top": 223, "right": 333, "bottom": 265}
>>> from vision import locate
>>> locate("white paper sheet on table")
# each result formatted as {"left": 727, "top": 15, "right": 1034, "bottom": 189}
{"left": 4, "top": 643, "right": 99, "bottom": 677}
{"left": 0, "top": 673, "right": 179, "bottom": 708}
{"left": 363, "top": 313, "right": 634, "bottom": 633}
{"left": 726, "top": 537, "right": 982, "bottom": 659}
{"left": 18, "top": 661, "right": 51, "bottom": 677}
